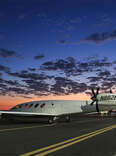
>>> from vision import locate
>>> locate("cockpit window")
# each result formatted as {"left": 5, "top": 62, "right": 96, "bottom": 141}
{"left": 35, "top": 104, "right": 39, "bottom": 108}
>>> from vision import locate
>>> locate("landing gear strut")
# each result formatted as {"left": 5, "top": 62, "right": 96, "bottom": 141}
{"left": 65, "top": 115, "right": 71, "bottom": 122}
{"left": 48, "top": 116, "right": 57, "bottom": 124}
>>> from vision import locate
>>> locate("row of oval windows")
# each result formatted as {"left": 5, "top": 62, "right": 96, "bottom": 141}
{"left": 13, "top": 103, "right": 46, "bottom": 109}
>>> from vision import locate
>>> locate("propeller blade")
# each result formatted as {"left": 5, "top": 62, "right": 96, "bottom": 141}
{"left": 96, "top": 100, "right": 99, "bottom": 112}
{"left": 90, "top": 101, "right": 95, "bottom": 105}
{"left": 91, "top": 96, "right": 95, "bottom": 101}
{"left": 110, "top": 89, "right": 112, "bottom": 93}
{"left": 91, "top": 88, "right": 96, "bottom": 97}
{"left": 96, "top": 88, "right": 100, "bottom": 95}
{"left": 90, "top": 88, "right": 100, "bottom": 106}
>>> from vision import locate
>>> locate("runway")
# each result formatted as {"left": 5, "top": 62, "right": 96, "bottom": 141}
{"left": 0, "top": 116, "right": 116, "bottom": 156}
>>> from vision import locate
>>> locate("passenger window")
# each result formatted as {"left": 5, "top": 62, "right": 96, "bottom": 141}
{"left": 35, "top": 104, "right": 39, "bottom": 108}
{"left": 19, "top": 104, "right": 22, "bottom": 108}
{"left": 24, "top": 103, "right": 28, "bottom": 108}
{"left": 40, "top": 103, "right": 45, "bottom": 108}
{"left": 16, "top": 105, "right": 19, "bottom": 108}
{"left": 29, "top": 103, "right": 33, "bottom": 108}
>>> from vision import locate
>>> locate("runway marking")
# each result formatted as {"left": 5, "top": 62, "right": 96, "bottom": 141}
{"left": 0, "top": 123, "right": 56, "bottom": 133}
{"left": 20, "top": 124, "right": 116, "bottom": 156}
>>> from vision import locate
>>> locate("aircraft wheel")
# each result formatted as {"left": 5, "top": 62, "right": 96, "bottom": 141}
{"left": 65, "top": 115, "right": 70, "bottom": 122}
{"left": 48, "top": 116, "right": 55, "bottom": 124}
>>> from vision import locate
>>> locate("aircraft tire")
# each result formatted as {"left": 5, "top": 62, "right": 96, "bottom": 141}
{"left": 48, "top": 116, "right": 55, "bottom": 124}
{"left": 65, "top": 115, "right": 71, "bottom": 122}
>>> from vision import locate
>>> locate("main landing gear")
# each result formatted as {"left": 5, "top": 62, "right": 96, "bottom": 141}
{"left": 65, "top": 115, "right": 71, "bottom": 122}
{"left": 48, "top": 116, "right": 57, "bottom": 124}
{"left": 48, "top": 115, "right": 71, "bottom": 124}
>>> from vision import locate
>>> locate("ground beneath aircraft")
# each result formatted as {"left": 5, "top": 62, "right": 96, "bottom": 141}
{"left": 0, "top": 116, "right": 116, "bottom": 156}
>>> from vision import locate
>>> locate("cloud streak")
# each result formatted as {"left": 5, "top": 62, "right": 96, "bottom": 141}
{"left": 57, "top": 40, "right": 67, "bottom": 45}
{"left": 34, "top": 54, "right": 45, "bottom": 60}
{"left": 0, "top": 65, "right": 10, "bottom": 73}
{"left": 82, "top": 30, "right": 116, "bottom": 44}
{"left": 0, "top": 48, "right": 21, "bottom": 58}
{"left": 72, "top": 29, "right": 116, "bottom": 45}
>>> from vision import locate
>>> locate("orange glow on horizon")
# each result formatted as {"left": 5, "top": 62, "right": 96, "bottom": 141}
{"left": 0, "top": 93, "right": 90, "bottom": 110}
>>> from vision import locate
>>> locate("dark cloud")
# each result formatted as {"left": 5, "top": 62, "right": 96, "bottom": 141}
{"left": 41, "top": 56, "right": 113, "bottom": 77}
{"left": 79, "top": 57, "right": 112, "bottom": 73}
{"left": 7, "top": 87, "right": 27, "bottom": 94}
{"left": 1, "top": 55, "right": 116, "bottom": 97}
{"left": 0, "top": 77, "right": 4, "bottom": 83}
{"left": 0, "top": 78, "right": 8, "bottom": 95}
{"left": 0, "top": 83, "right": 7, "bottom": 88}
{"left": 8, "top": 71, "right": 53, "bottom": 80}
{"left": 28, "top": 67, "right": 36, "bottom": 71}
{"left": 101, "top": 81, "right": 115, "bottom": 90}
{"left": 0, "top": 65, "right": 10, "bottom": 73}
{"left": 0, "top": 78, "right": 25, "bottom": 96}
{"left": 82, "top": 30, "right": 116, "bottom": 44}
{"left": 106, "top": 77, "right": 116, "bottom": 82}
{"left": 34, "top": 54, "right": 45, "bottom": 60}
{"left": 57, "top": 40, "right": 67, "bottom": 45}
{"left": 0, "top": 79, "right": 34, "bottom": 96}
{"left": 51, "top": 77, "right": 88, "bottom": 95}
{"left": 0, "top": 48, "right": 17, "bottom": 58}
{"left": 20, "top": 70, "right": 28, "bottom": 74}
{"left": 41, "top": 61, "right": 57, "bottom": 70}
{"left": 26, "top": 81, "right": 50, "bottom": 93}
{"left": 5, "top": 80, "right": 22, "bottom": 87}
{"left": 0, "top": 75, "right": 88, "bottom": 97}
{"left": 87, "top": 76, "right": 102, "bottom": 83}
{"left": 41, "top": 57, "right": 77, "bottom": 76}
{"left": 98, "top": 70, "right": 111, "bottom": 77}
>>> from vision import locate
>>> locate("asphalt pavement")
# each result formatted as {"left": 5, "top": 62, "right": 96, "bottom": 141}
{"left": 0, "top": 116, "right": 116, "bottom": 156}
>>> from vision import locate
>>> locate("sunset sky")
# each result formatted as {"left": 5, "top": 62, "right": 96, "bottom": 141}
{"left": 1, "top": 0, "right": 116, "bottom": 110}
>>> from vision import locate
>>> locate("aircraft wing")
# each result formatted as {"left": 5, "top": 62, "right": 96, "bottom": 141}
{"left": 86, "top": 112, "right": 98, "bottom": 115}
{"left": 0, "top": 111, "right": 56, "bottom": 116}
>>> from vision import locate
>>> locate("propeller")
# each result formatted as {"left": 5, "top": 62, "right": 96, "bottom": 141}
{"left": 90, "top": 88, "right": 100, "bottom": 113}
{"left": 110, "top": 89, "right": 113, "bottom": 93}
{"left": 90, "top": 88, "right": 99, "bottom": 103}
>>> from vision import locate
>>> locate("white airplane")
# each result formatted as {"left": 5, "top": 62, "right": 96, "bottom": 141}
{"left": 81, "top": 88, "right": 116, "bottom": 115}
{"left": 0, "top": 100, "right": 86, "bottom": 123}
{"left": 1, "top": 88, "right": 116, "bottom": 123}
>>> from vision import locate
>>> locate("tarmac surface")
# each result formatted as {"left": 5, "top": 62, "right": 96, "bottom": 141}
{"left": 0, "top": 115, "right": 116, "bottom": 156}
